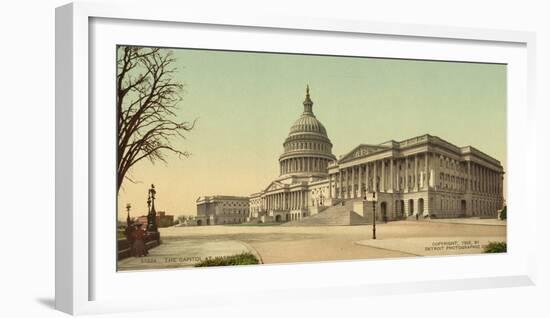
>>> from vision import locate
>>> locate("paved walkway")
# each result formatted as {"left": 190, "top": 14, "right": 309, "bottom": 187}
{"left": 117, "top": 239, "right": 259, "bottom": 271}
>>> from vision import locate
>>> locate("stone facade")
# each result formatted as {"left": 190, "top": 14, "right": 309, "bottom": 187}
{"left": 198, "top": 86, "right": 505, "bottom": 224}
{"left": 327, "top": 135, "right": 504, "bottom": 221}
{"left": 196, "top": 196, "right": 250, "bottom": 225}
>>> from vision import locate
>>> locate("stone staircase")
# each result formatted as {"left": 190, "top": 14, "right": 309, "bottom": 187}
{"left": 283, "top": 200, "right": 368, "bottom": 226}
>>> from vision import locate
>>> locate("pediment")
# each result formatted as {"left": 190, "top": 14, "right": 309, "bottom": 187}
{"left": 340, "top": 144, "right": 388, "bottom": 162}
{"left": 264, "top": 180, "right": 286, "bottom": 192}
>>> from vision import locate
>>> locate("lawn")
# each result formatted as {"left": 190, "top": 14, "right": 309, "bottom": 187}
{"left": 225, "top": 223, "right": 281, "bottom": 227}
{"left": 195, "top": 252, "right": 260, "bottom": 267}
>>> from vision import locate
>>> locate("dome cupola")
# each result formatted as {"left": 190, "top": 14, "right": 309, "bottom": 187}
{"left": 278, "top": 86, "right": 336, "bottom": 178}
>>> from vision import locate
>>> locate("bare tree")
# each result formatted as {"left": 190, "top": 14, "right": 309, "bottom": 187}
{"left": 117, "top": 46, "right": 195, "bottom": 194}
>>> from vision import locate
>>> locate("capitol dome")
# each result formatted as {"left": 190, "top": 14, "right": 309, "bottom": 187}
{"left": 279, "top": 86, "right": 336, "bottom": 177}
{"left": 289, "top": 112, "right": 327, "bottom": 135}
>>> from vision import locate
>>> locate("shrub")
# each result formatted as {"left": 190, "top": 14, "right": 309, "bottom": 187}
{"left": 484, "top": 241, "right": 507, "bottom": 253}
{"left": 158, "top": 218, "right": 174, "bottom": 228}
{"left": 117, "top": 230, "right": 126, "bottom": 240}
{"left": 500, "top": 206, "right": 507, "bottom": 220}
{"left": 195, "top": 252, "right": 260, "bottom": 267}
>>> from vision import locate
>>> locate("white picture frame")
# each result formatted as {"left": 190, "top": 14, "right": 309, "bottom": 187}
{"left": 55, "top": 2, "right": 537, "bottom": 315}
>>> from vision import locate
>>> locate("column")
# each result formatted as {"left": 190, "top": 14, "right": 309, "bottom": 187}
{"left": 358, "top": 164, "right": 363, "bottom": 198}
{"left": 339, "top": 170, "right": 343, "bottom": 199}
{"left": 344, "top": 168, "right": 348, "bottom": 198}
{"left": 424, "top": 154, "right": 428, "bottom": 189}
{"left": 478, "top": 165, "right": 481, "bottom": 193}
{"left": 473, "top": 165, "right": 476, "bottom": 192}
{"left": 380, "top": 160, "right": 386, "bottom": 192}
{"left": 329, "top": 174, "right": 333, "bottom": 199}
{"left": 479, "top": 166, "right": 483, "bottom": 193}
{"left": 493, "top": 171, "right": 498, "bottom": 195}
{"left": 467, "top": 161, "right": 471, "bottom": 192}
{"left": 414, "top": 155, "right": 418, "bottom": 191}
{"left": 493, "top": 171, "right": 497, "bottom": 194}
{"left": 434, "top": 153, "right": 441, "bottom": 189}
{"left": 484, "top": 168, "right": 487, "bottom": 193}
{"left": 485, "top": 168, "right": 491, "bottom": 193}
{"left": 389, "top": 158, "right": 394, "bottom": 192}
{"left": 287, "top": 193, "right": 290, "bottom": 210}
{"left": 365, "top": 163, "right": 370, "bottom": 192}
{"left": 350, "top": 167, "right": 355, "bottom": 198}
{"left": 396, "top": 159, "right": 401, "bottom": 191}
{"left": 478, "top": 166, "right": 483, "bottom": 193}
{"left": 500, "top": 174, "right": 504, "bottom": 199}
{"left": 373, "top": 161, "right": 378, "bottom": 191}
{"left": 283, "top": 192, "right": 288, "bottom": 210}
{"left": 488, "top": 169, "right": 493, "bottom": 194}
{"left": 476, "top": 165, "right": 479, "bottom": 192}
{"left": 488, "top": 171, "right": 492, "bottom": 194}
{"left": 482, "top": 167, "right": 485, "bottom": 193}
{"left": 494, "top": 172, "right": 498, "bottom": 195}
{"left": 405, "top": 157, "right": 409, "bottom": 192}
{"left": 485, "top": 168, "right": 488, "bottom": 194}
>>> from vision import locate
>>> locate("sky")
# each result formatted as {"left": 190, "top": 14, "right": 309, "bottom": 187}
{"left": 117, "top": 48, "right": 507, "bottom": 220}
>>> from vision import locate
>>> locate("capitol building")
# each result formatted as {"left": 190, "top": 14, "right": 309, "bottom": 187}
{"left": 196, "top": 86, "right": 505, "bottom": 225}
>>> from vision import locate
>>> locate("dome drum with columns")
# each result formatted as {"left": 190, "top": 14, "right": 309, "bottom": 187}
{"left": 278, "top": 85, "right": 336, "bottom": 178}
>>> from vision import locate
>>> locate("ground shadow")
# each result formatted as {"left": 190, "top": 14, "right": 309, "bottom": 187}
{"left": 36, "top": 297, "right": 55, "bottom": 309}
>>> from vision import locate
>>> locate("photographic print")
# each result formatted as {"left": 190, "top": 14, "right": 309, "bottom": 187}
{"left": 116, "top": 46, "right": 507, "bottom": 271}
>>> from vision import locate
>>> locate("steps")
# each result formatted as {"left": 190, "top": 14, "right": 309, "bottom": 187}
{"left": 283, "top": 200, "right": 368, "bottom": 226}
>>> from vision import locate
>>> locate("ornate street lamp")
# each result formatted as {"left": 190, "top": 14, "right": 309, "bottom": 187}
{"left": 147, "top": 184, "right": 158, "bottom": 232}
{"left": 126, "top": 203, "right": 132, "bottom": 226}
{"left": 372, "top": 180, "right": 379, "bottom": 240}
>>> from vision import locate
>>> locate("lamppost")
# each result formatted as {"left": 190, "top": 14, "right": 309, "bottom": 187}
{"left": 372, "top": 192, "right": 376, "bottom": 240}
{"left": 147, "top": 184, "right": 158, "bottom": 232}
{"left": 126, "top": 203, "right": 132, "bottom": 226}
{"left": 372, "top": 181, "right": 379, "bottom": 240}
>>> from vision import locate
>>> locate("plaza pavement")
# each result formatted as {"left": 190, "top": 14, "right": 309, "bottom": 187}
{"left": 117, "top": 219, "right": 506, "bottom": 271}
